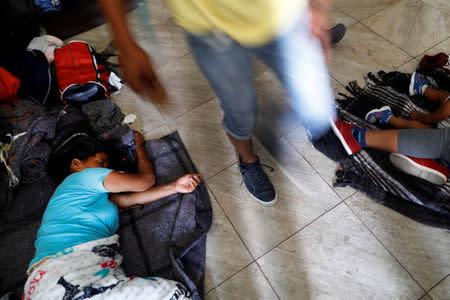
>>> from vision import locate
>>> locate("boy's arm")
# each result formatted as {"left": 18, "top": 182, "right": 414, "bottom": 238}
{"left": 96, "top": 0, "right": 166, "bottom": 102}
{"left": 110, "top": 174, "right": 203, "bottom": 208}
{"left": 415, "top": 101, "right": 450, "bottom": 124}
{"left": 104, "top": 132, "right": 156, "bottom": 193}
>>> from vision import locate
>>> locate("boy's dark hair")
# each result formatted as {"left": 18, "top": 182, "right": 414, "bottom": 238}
{"left": 48, "top": 134, "right": 105, "bottom": 183}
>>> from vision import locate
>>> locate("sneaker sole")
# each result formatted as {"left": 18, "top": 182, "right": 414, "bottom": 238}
{"left": 248, "top": 191, "right": 278, "bottom": 206}
{"left": 364, "top": 106, "right": 391, "bottom": 123}
{"left": 409, "top": 72, "right": 417, "bottom": 96}
{"left": 389, "top": 153, "right": 447, "bottom": 185}
{"left": 330, "top": 118, "right": 354, "bottom": 156}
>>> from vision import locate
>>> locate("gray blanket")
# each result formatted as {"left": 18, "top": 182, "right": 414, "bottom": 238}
{"left": 0, "top": 132, "right": 212, "bottom": 300}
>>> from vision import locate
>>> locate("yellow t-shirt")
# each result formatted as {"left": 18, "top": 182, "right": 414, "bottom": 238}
{"left": 165, "top": 0, "right": 308, "bottom": 46}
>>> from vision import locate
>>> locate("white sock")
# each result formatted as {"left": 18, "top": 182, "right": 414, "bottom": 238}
{"left": 420, "top": 84, "right": 429, "bottom": 96}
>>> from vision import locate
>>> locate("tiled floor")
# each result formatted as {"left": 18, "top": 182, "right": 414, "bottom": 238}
{"left": 71, "top": 0, "right": 449, "bottom": 299}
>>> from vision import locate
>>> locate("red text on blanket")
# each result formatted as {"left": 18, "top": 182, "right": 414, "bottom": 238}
{"left": 23, "top": 270, "right": 47, "bottom": 300}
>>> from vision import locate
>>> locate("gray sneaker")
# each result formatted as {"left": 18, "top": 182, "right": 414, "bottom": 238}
{"left": 329, "top": 23, "right": 347, "bottom": 45}
{"left": 239, "top": 156, "right": 277, "bottom": 206}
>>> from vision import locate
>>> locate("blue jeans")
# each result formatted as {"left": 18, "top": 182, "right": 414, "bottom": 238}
{"left": 186, "top": 17, "right": 336, "bottom": 140}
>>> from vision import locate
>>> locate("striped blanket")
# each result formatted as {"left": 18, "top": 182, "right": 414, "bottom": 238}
{"left": 313, "top": 70, "right": 450, "bottom": 229}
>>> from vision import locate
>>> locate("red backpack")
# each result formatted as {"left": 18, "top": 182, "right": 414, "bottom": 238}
{"left": 53, "top": 41, "right": 115, "bottom": 103}
{"left": 0, "top": 66, "right": 20, "bottom": 105}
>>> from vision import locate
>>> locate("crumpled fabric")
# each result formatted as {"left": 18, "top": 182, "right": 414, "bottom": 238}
{"left": 7, "top": 115, "right": 56, "bottom": 187}
{"left": 27, "top": 35, "right": 63, "bottom": 64}
{"left": 81, "top": 99, "right": 137, "bottom": 172}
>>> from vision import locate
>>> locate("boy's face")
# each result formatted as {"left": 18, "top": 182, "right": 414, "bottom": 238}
{"left": 70, "top": 152, "right": 110, "bottom": 173}
{"left": 83, "top": 152, "right": 109, "bottom": 169}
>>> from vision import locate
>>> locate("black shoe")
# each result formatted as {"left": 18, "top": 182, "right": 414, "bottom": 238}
{"left": 329, "top": 23, "right": 347, "bottom": 45}
{"left": 239, "top": 156, "right": 277, "bottom": 206}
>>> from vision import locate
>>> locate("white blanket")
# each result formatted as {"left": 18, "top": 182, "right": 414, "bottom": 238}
{"left": 24, "top": 235, "right": 191, "bottom": 300}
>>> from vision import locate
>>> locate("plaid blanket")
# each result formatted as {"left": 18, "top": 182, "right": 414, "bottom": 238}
{"left": 313, "top": 70, "right": 450, "bottom": 229}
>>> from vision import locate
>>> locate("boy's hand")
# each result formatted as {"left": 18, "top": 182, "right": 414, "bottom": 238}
{"left": 133, "top": 131, "right": 145, "bottom": 148}
{"left": 175, "top": 174, "right": 203, "bottom": 193}
{"left": 119, "top": 43, "right": 167, "bottom": 103}
{"left": 409, "top": 111, "right": 421, "bottom": 121}
{"left": 309, "top": 0, "right": 332, "bottom": 65}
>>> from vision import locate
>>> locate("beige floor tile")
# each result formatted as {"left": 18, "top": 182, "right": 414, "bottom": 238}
{"left": 172, "top": 99, "right": 236, "bottom": 178}
{"left": 142, "top": 123, "right": 174, "bottom": 139}
{"left": 362, "top": 0, "right": 450, "bottom": 57}
{"left": 156, "top": 54, "right": 216, "bottom": 120}
{"left": 128, "top": 2, "right": 192, "bottom": 69}
{"left": 333, "top": 0, "right": 402, "bottom": 21}
{"left": 253, "top": 70, "right": 300, "bottom": 135}
{"left": 416, "top": 37, "right": 450, "bottom": 60}
{"left": 421, "top": 0, "right": 450, "bottom": 16}
{"left": 207, "top": 137, "right": 341, "bottom": 258}
{"left": 253, "top": 109, "right": 283, "bottom": 150}
{"left": 111, "top": 86, "right": 166, "bottom": 133}
{"left": 65, "top": 24, "right": 112, "bottom": 51}
{"left": 258, "top": 203, "right": 424, "bottom": 299}
{"left": 329, "top": 23, "right": 411, "bottom": 87}
{"left": 330, "top": 76, "right": 347, "bottom": 98}
{"left": 171, "top": 96, "right": 281, "bottom": 178}
{"left": 285, "top": 126, "right": 356, "bottom": 200}
{"left": 329, "top": 6, "right": 358, "bottom": 29}
{"left": 346, "top": 192, "right": 450, "bottom": 290}
{"left": 396, "top": 58, "right": 420, "bottom": 73}
{"left": 205, "top": 263, "right": 277, "bottom": 300}
{"left": 429, "top": 275, "right": 450, "bottom": 300}
{"left": 204, "top": 190, "right": 253, "bottom": 292}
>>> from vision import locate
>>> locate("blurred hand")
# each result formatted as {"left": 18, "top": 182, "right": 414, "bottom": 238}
{"left": 309, "top": 0, "right": 332, "bottom": 65}
{"left": 409, "top": 111, "right": 421, "bottom": 120}
{"left": 133, "top": 130, "right": 145, "bottom": 147}
{"left": 175, "top": 174, "right": 203, "bottom": 193}
{"left": 119, "top": 43, "right": 167, "bottom": 103}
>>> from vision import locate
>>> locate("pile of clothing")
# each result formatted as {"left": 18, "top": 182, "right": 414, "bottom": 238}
{"left": 313, "top": 53, "right": 450, "bottom": 229}
{"left": 0, "top": 35, "right": 127, "bottom": 188}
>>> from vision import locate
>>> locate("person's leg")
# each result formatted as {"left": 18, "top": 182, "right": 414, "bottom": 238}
{"left": 365, "top": 129, "right": 399, "bottom": 152}
{"left": 388, "top": 116, "right": 431, "bottom": 129}
{"left": 333, "top": 120, "right": 450, "bottom": 161}
{"left": 252, "top": 14, "right": 336, "bottom": 140}
{"left": 186, "top": 32, "right": 257, "bottom": 163}
{"left": 365, "top": 106, "right": 431, "bottom": 129}
{"left": 423, "top": 87, "right": 450, "bottom": 105}
{"left": 397, "top": 128, "right": 450, "bottom": 161}
{"left": 185, "top": 32, "right": 276, "bottom": 205}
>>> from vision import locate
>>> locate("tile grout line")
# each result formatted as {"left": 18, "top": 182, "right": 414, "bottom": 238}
{"left": 203, "top": 183, "right": 259, "bottom": 286}
{"left": 158, "top": 93, "right": 217, "bottom": 125}
{"left": 204, "top": 182, "right": 343, "bottom": 295}
{"left": 283, "top": 132, "right": 352, "bottom": 201}
{"left": 342, "top": 200, "right": 428, "bottom": 294}
{"left": 357, "top": 21, "right": 415, "bottom": 59}
{"left": 413, "top": 36, "right": 450, "bottom": 61}
{"left": 254, "top": 260, "right": 282, "bottom": 300}
{"left": 253, "top": 200, "right": 344, "bottom": 261}
{"left": 203, "top": 261, "right": 255, "bottom": 295}
{"left": 205, "top": 182, "right": 257, "bottom": 261}
{"left": 423, "top": 273, "right": 449, "bottom": 295}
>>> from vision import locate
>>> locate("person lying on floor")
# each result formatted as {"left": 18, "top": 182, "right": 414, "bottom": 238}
{"left": 24, "top": 133, "right": 201, "bottom": 300}
{"left": 365, "top": 72, "right": 450, "bottom": 129}
{"left": 332, "top": 120, "right": 450, "bottom": 185}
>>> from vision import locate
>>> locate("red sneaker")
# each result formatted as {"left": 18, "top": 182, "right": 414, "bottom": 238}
{"left": 418, "top": 52, "right": 450, "bottom": 74}
{"left": 389, "top": 153, "right": 450, "bottom": 185}
{"left": 330, "top": 119, "right": 362, "bottom": 155}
